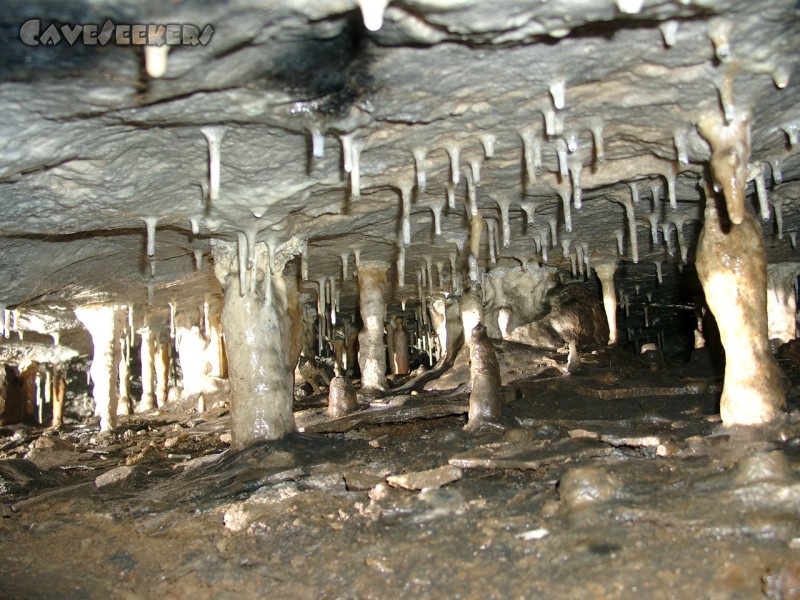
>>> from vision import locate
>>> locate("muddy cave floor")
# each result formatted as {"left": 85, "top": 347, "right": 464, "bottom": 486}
{"left": 2, "top": 346, "right": 800, "bottom": 599}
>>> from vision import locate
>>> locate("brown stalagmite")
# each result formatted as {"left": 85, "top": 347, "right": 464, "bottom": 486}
{"left": 696, "top": 182, "right": 786, "bottom": 425}
{"left": 51, "top": 368, "right": 66, "bottom": 429}
{"left": 464, "top": 323, "right": 505, "bottom": 432}
{"left": 393, "top": 317, "right": 409, "bottom": 375}
{"left": 154, "top": 337, "right": 170, "bottom": 408}
{"left": 357, "top": 261, "right": 389, "bottom": 392}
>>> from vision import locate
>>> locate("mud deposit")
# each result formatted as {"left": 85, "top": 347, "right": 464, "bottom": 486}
{"left": 2, "top": 348, "right": 799, "bottom": 599}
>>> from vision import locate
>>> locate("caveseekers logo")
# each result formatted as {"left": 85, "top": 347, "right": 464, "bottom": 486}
{"left": 19, "top": 19, "right": 214, "bottom": 47}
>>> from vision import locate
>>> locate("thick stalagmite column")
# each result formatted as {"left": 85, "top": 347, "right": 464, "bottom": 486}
{"left": 175, "top": 317, "right": 209, "bottom": 411}
{"left": 51, "top": 368, "right": 65, "bottom": 429}
{"left": 139, "top": 324, "right": 156, "bottom": 411}
{"left": 696, "top": 189, "right": 786, "bottom": 425}
{"left": 766, "top": 263, "right": 799, "bottom": 346}
{"left": 75, "top": 305, "right": 126, "bottom": 431}
{"left": 393, "top": 317, "right": 410, "bottom": 375}
{"left": 594, "top": 262, "right": 618, "bottom": 345}
{"left": 357, "top": 261, "right": 389, "bottom": 392}
{"left": 154, "top": 338, "right": 170, "bottom": 408}
{"left": 117, "top": 334, "right": 132, "bottom": 416}
{"left": 213, "top": 239, "right": 301, "bottom": 448}
{"left": 206, "top": 308, "right": 227, "bottom": 378}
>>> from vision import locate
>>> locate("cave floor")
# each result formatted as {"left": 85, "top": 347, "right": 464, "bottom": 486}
{"left": 1, "top": 348, "right": 800, "bottom": 599}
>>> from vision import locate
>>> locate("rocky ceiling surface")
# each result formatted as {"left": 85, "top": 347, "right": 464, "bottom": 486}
{"left": 0, "top": 0, "right": 798, "bottom": 334}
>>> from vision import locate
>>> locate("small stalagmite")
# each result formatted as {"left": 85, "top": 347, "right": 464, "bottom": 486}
{"left": 51, "top": 368, "right": 66, "bottom": 429}
{"left": 357, "top": 261, "right": 390, "bottom": 392}
{"left": 696, "top": 184, "right": 785, "bottom": 426}
{"left": 464, "top": 323, "right": 505, "bottom": 433}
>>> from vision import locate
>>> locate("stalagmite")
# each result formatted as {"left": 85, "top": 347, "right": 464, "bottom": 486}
{"left": 697, "top": 110, "right": 751, "bottom": 225}
{"left": 357, "top": 0, "right": 390, "bottom": 31}
{"left": 139, "top": 324, "right": 156, "bottom": 411}
{"left": 570, "top": 157, "right": 583, "bottom": 209}
{"left": 594, "top": 262, "right": 618, "bottom": 345}
{"left": 75, "top": 305, "right": 126, "bottom": 432}
{"left": 212, "top": 239, "right": 302, "bottom": 447}
{"left": 201, "top": 126, "right": 225, "bottom": 203}
{"left": 696, "top": 182, "right": 785, "bottom": 425}
{"left": 144, "top": 45, "right": 169, "bottom": 78}
{"left": 117, "top": 334, "right": 132, "bottom": 415}
{"left": 464, "top": 324, "right": 505, "bottom": 433}
{"left": 460, "top": 287, "right": 484, "bottom": 354}
{"left": 766, "top": 263, "right": 800, "bottom": 345}
{"left": 176, "top": 319, "right": 209, "bottom": 411}
{"left": 393, "top": 317, "right": 410, "bottom": 375}
{"left": 357, "top": 261, "right": 389, "bottom": 393}
{"left": 52, "top": 368, "right": 65, "bottom": 429}
{"left": 154, "top": 338, "right": 170, "bottom": 408}
{"left": 327, "top": 368, "right": 357, "bottom": 418}
{"left": 412, "top": 147, "right": 427, "bottom": 193}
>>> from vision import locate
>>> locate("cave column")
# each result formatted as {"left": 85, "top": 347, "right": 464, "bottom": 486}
{"left": 206, "top": 307, "right": 227, "bottom": 378}
{"left": 766, "top": 263, "right": 799, "bottom": 346}
{"left": 357, "top": 260, "right": 389, "bottom": 392}
{"left": 213, "top": 240, "right": 299, "bottom": 449}
{"left": 117, "top": 333, "right": 132, "bottom": 415}
{"left": 175, "top": 318, "right": 209, "bottom": 411}
{"left": 696, "top": 185, "right": 785, "bottom": 425}
{"left": 139, "top": 324, "right": 156, "bottom": 411}
{"left": 154, "top": 336, "right": 170, "bottom": 408}
{"left": 594, "top": 262, "right": 618, "bottom": 345}
{"left": 75, "top": 304, "right": 126, "bottom": 431}
{"left": 51, "top": 367, "right": 65, "bottom": 428}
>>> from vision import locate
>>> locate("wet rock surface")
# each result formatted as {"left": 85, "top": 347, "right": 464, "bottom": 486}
{"left": 1, "top": 352, "right": 799, "bottom": 599}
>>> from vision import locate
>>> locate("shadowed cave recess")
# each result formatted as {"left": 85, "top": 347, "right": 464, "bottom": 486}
{"left": 1, "top": 1, "right": 800, "bottom": 598}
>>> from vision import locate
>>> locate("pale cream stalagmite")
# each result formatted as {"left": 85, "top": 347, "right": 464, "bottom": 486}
{"left": 696, "top": 181, "right": 786, "bottom": 425}
{"left": 139, "top": 323, "right": 156, "bottom": 411}
{"left": 154, "top": 337, "right": 170, "bottom": 408}
{"left": 212, "top": 239, "right": 302, "bottom": 448}
{"left": 117, "top": 333, "right": 132, "bottom": 415}
{"left": 75, "top": 305, "right": 126, "bottom": 432}
{"left": 594, "top": 262, "right": 618, "bottom": 345}
{"left": 175, "top": 316, "right": 209, "bottom": 412}
{"left": 357, "top": 261, "right": 389, "bottom": 393}
{"left": 766, "top": 263, "right": 799, "bottom": 346}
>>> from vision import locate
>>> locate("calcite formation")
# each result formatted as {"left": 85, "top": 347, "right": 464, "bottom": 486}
{"left": 0, "top": 0, "right": 798, "bottom": 438}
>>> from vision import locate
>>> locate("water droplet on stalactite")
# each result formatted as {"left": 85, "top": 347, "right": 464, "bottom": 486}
{"left": 559, "top": 187, "right": 572, "bottom": 232}
{"left": 142, "top": 217, "right": 158, "bottom": 257}
{"left": 673, "top": 129, "right": 689, "bottom": 164}
{"left": 590, "top": 120, "right": 605, "bottom": 165}
{"left": 783, "top": 122, "right": 799, "bottom": 148}
{"left": 664, "top": 171, "right": 677, "bottom": 209}
{"left": 399, "top": 182, "right": 412, "bottom": 247}
{"left": 659, "top": 20, "right": 679, "bottom": 47}
{"left": 486, "top": 219, "right": 498, "bottom": 264}
{"left": 697, "top": 110, "right": 751, "bottom": 225}
{"left": 201, "top": 127, "right": 225, "bottom": 204}
{"left": 772, "top": 198, "right": 785, "bottom": 240}
{"left": 445, "top": 143, "right": 461, "bottom": 185}
{"left": 358, "top": 0, "right": 390, "bottom": 31}
{"left": 662, "top": 222, "right": 675, "bottom": 257}
{"left": 481, "top": 133, "right": 496, "bottom": 158}
{"left": 237, "top": 232, "right": 247, "bottom": 297}
{"left": 411, "top": 147, "right": 428, "bottom": 193}
{"left": 614, "top": 230, "right": 624, "bottom": 255}
{"left": 431, "top": 202, "right": 443, "bottom": 236}
{"left": 144, "top": 45, "right": 170, "bottom": 78}
{"left": 520, "top": 201, "right": 536, "bottom": 226}
{"left": 556, "top": 139, "right": 569, "bottom": 180}
{"left": 708, "top": 18, "right": 733, "bottom": 62}
{"left": 655, "top": 261, "right": 663, "bottom": 284}
{"left": 549, "top": 80, "right": 566, "bottom": 110}
{"left": 310, "top": 127, "right": 326, "bottom": 159}
{"left": 496, "top": 198, "right": 511, "bottom": 248}
{"left": 748, "top": 163, "right": 771, "bottom": 221}
{"left": 566, "top": 131, "right": 579, "bottom": 153}
{"left": 350, "top": 139, "right": 364, "bottom": 199}
{"left": 647, "top": 213, "right": 660, "bottom": 248}
{"left": 548, "top": 218, "right": 558, "bottom": 249}
{"left": 615, "top": 0, "right": 643, "bottom": 14}
{"left": 445, "top": 180, "right": 456, "bottom": 210}
{"left": 465, "top": 169, "right": 478, "bottom": 218}
{"left": 770, "top": 159, "right": 783, "bottom": 185}
{"left": 570, "top": 157, "right": 583, "bottom": 209}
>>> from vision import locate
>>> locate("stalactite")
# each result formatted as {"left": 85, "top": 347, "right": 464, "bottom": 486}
{"left": 659, "top": 20, "right": 679, "bottom": 47}
{"left": 570, "top": 157, "right": 583, "bottom": 209}
{"left": 520, "top": 201, "right": 536, "bottom": 226}
{"left": 144, "top": 45, "right": 169, "bottom": 78}
{"left": 673, "top": 129, "right": 689, "bottom": 164}
{"left": 559, "top": 187, "right": 572, "bottom": 232}
{"left": 749, "top": 163, "right": 770, "bottom": 221}
{"left": 655, "top": 261, "right": 663, "bottom": 284}
{"left": 497, "top": 198, "right": 511, "bottom": 248}
{"left": 613, "top": 230, "right": 624, "bottom": 255}
{"left": 465, "top": 168, "right": 478, "bottom": 217}
{"left": 357, "top": 0, "right": 390, "bottom": 31}
{"left": 549, "top": 80, "right": 566, "bottom": 110}
{"left": 486, "top": 219, "right": 497, "bottom": 264}
{"left": 481, "top": 133, "right": 496, "bottom": 158}
{"left": 201, "top": 126, "right": 225, "bottom": 203}
{"left": 647, "top": 213, "right": 660, "bottom": 248}
{"left": 520, "top": 127, "right": 537, "bottom": 187}
{"left": 412, "top": 147, "right": 427, "bottom": 193}
{"left": 446, "top": 143, "right": 461, "bottom": 185}
{"left": 591, "top": 119, "right": 605, "bottom": 165}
